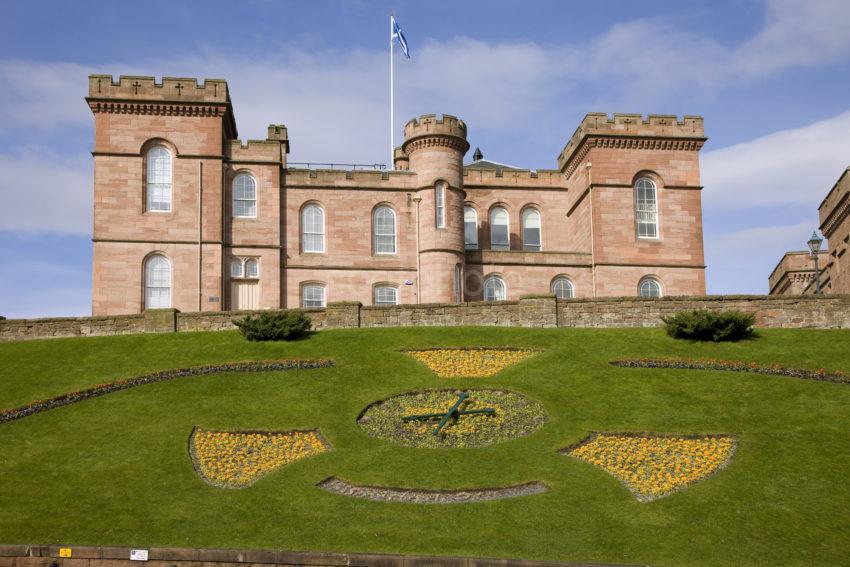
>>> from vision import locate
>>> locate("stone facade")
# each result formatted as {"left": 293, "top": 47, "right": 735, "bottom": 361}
{"left": 88, "top": 75, "right": 707, "bottom": 315}
{"left": 768, "top": 251, "right": 818, "bottom": 295}
{"left": 4, "top": 295, "right": 849, "bottom": 341}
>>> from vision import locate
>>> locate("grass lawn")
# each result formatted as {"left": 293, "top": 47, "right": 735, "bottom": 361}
{"left": 1, "top": 326, "right": 849, "bottom": 566}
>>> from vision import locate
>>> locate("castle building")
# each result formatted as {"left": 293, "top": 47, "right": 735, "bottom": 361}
{"left": 87, "top": 75, "right": 708, "bottom": 315}
{"left": 770, "top": 168, "right": 849, "bottom": 295}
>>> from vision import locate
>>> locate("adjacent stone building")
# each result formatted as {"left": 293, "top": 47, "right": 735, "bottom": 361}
{"left": 87, "top": 74, "right": 708, "bottom": 315}
{"left": 770, "top": 168, "right": 849, "bottom": 295}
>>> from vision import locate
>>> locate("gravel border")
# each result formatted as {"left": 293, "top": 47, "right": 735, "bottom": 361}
{"left": 1, "top": 359, "right": 334, "bottom": 424}
{"left": 317, "top": 476, "right": 548, "bottom": 503}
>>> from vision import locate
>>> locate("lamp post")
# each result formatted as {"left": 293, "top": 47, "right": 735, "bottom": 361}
{"left": 807, "top": 231, "right": 823, "bottom": 294}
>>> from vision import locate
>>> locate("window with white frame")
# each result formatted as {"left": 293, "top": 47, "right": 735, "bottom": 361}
{"left": 635, "top": 177, "right": 659, "bottom": 238}
{"left": 233, "top": 174, "right": 257, "bottom": 218}
{"left": 522, "top": 208, "right": 541, "bottom": 251}
{"left": 490, "top": 207, "right": 509, "bottom": 250}
{"left": 231, "top": 257, "right": 259, "bottom": 279}
{"left": 483, "top": 275, "right": 507, "bottom": 301}
{"left": 464, "top": 206, "right": 478, "bottom": 249}
{"left": 435, "top": 181, "right": 446, "bottom": 228}
{"left": 301, "top": 283, "right": 326, "bottom": 308}
{"left": 551, "top": 277, "right": 575, "bottom": 299}
{"left": 146, "top": 146, "right": 172, "bottom": 212}
{"left": 301, "top": 204, "right": 325, "bottom": 253}
{"left": 374, "top": 285, "right": 398, "bottom": 306}
{"left": 373, "top": 206, "right": 396, "bottom": 254}
{"left": 144, "top": 254, "right": 171, "bottom": 308}
{"left": 638, "top": 277, "right": 662, "bottom": 298}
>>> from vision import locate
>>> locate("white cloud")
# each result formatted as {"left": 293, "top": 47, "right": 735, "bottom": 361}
{"left": 702, "top": 110, "right": 850, "bottom": 211}
{"left": 0, "top": 60, "right": 92, "bottom": 132}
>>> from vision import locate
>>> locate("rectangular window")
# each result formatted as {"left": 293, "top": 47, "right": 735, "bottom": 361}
{"left": 464, "top": 209, "right": 478, "bottom": 250}
{"left": 302, "top": 285, "right": 326, "bottom": 308}
{"left": 435, "top": 183, "right": 446, "bottom": 228}
{"left": 374, "top": 286, "right": 398, "bottom": 306}
{"left": 491, "top": 226, "right": 509, "bottom": 250}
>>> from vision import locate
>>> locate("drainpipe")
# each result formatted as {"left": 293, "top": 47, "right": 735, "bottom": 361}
{"left": 586, "top": 162, "right": 597, "bottom": 297}
{"left": 198, "top": 161, "right": 203, "bottom": 312}
{"left": 413, "top": 194, "right": 422, "bottom": 304}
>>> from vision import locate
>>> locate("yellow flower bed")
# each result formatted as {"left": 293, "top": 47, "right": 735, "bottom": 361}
{"left": 190, "top": 427, "right": 329, "bottom": 488}
{"left": 567, "top": 433, "right": 736, "bottom": 501}
{"left": 407, "top": 348, "right": 537, "bottom": 377}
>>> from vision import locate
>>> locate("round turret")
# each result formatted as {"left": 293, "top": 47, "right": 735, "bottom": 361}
{"left": 393, "top": 147, "right": 409, "bottom": 170}
{"left": 402, "top": 114, "right": 470, "bottom": 304}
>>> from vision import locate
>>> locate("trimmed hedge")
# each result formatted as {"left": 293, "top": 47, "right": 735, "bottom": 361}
{"left": 234, "top": 311, "right": 312, "bottom": 341}
{"left": 662, "top": 309, "right": 754, "bottom": 342}
{"left": 0, "top": 359, "right": 334, "bottom": 424}
{"left": 610, "top": 358, "right": 848, "bottom": 384}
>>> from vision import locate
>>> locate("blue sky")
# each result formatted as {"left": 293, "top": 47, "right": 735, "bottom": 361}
{"left": 2, "top": 0, "right": 850, "bottom": 318}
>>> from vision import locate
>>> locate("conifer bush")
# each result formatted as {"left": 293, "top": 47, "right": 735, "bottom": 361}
{"left": 661, "top": 309, "right": 754, "bottom": 342}
{"left": 234, "top": 311, "right": 312, "bottom": 341}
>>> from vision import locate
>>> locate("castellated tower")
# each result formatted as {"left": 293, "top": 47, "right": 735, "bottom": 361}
{"left": 401, "top": 114, "right": 470, "bottom": 303}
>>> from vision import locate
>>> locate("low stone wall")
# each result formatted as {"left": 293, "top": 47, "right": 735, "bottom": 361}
{"left": 2, "top": 295, "right": 849, "bottom": 342}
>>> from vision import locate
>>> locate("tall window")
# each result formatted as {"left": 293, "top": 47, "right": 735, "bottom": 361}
{"left": 146, "top": 146, "right": 172, "bottom": 212}
{"left": 301, "top": 204, "right": 325, "bottom": 253}
{"left": 483, "top": 275, "right": 506, "bottom": 302}
{"left": 374, "top": 285, "right": 398, "bottom": 306}
{"left": 635, "top": 177, "right": 658, "bottom": 238}
{"left": 490, "top": 207, "right": 509, "bottom": 250}
{"left": 638, "top": 277, "right": 662, "bottom": 298}
{"left": 144, "top": 254, "right": 171, "bottom": 308}
{"left": 551, "top": 277, "right": 574, "bottom": 299}
{"left": 233, "top": 174, "right": 257, "bottom": 218}
{"left": 373, "top": 206, "right": 396, "bottom": 254}
{"left": 454, "top": 264, "right": 462, "bottom": 303}
{"left": 522, "top": 208, "right": 541, "bottom": 251}
{"left": 301, "top": 283, "right": 326, "bottom": 308}
{"left": 464, "top": 206, "right": 478, "bottom": 250}
{"left": 435, "top": 181, "right": 446, "bottom": 228}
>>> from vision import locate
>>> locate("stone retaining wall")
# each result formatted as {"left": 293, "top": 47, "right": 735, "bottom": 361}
{"left": 2, "top": 295, "right": 849, "bottom": 342}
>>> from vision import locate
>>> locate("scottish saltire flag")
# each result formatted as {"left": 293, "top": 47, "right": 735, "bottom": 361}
{"left": 392, "top": 16, "right": 410, "bottom": 58}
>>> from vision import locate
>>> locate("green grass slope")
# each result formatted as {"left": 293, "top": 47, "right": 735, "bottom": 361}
{"left": 0, "top": 327, "right": 849, "bottom": 566}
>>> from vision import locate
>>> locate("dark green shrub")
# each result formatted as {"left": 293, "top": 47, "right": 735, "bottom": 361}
{"left": 234, "top": 311, "right": 312, "bottom": 341}
{"left": 661, "top": 309, "right": 755, "bottom": 342}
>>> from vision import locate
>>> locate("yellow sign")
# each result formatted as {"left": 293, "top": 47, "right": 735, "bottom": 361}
{"left": 59, "top": 548, "right": 72, "bottom": 558}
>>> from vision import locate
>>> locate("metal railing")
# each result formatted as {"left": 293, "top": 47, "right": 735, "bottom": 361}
{"left": 287, "top": 162, "right": 387, "bottom": 171}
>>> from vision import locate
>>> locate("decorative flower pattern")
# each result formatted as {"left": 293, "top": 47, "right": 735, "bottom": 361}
{"left": 190, "top": 427, "right": 330, "bottom": 488}
{"left": 566, "top": 433, "right": 736, "bottom": 501}
{"left": 406, "top": 348, "right": 538, "bottom": 377}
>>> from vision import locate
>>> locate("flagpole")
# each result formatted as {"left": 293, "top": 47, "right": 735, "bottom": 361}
{"left": 389, "top": 14, "right": 394, "bottom": 170}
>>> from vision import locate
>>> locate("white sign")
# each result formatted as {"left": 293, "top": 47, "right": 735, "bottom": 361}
{"left": 130, "top": 549, "right": 149, "bottom": 561}
{"left": 404, "top": 279, "right": 414, "bottom": 285}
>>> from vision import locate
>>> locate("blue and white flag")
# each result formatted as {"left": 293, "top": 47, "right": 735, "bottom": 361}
{"left": 392, "top": 16, "right": 410, "bottom": 58}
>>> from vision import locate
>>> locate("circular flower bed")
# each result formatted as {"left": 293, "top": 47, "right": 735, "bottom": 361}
{"left": 405, "top": 347, "right": 539, "bottom": 378}
{"left": 564, "top": 432, "right": 736, "bottom": 502}
{"left": 189, "top": 427, "right": 330, "bottom": 488}
{"left": 357, "top": 389, "right": 547, "bottom": 448}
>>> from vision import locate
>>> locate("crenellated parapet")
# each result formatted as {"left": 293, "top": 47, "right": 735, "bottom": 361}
{"left": 227, "top": 139, "right": 286, "bottom": 164}
{"left": 558, "top": 113, "right": 706, "bottom": 176}
{"left": 393, "top": 147, "right": 409, "bottom": 170}
{"left": 87, "top": 74, "right": 237, "bottom": 138}
{"left": 283, "top": 168, "right": 417, "bottom": 189}
{"left": 463, "top": 168, "right": 567, "bottom": 188}
{"left": 402, "top": 114, "right": 469, "bottom": 154}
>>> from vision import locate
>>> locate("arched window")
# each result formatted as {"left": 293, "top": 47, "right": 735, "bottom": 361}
{"left": 639, "top": 277, "right": 662, "bottom": 298}
{"left": 301, "top": 204, "right": 325, "bottom": 253}
{"left": 454, "top": 264, "right": 462, "bottom": 303}
{"left": 483, "top": 275, "right": 507, "bottom": 301}
{"left": 635, "top": 177, "right": 658, "bottom": 238}
{"left": 374, "top": 285, "right": 398, "bottom": 306}
{"left": 522, "top": 208, "right": 541, "bottom": 251}
{"left": 230, "top": 259, "right": 243, "bottom": 278}
{"left": 435, "top": 181, "right": 447, "bottom": 228}
{"left": 146, "top": 146, "right": 172, "bottom": 212}
{"left": 144, "top": 254, "right": 171, "bottom": 308}
{"left": 373, "top": 206, "right": 396, "bottom": 254}
{"left": 245, "top": 258, "right": 259, "bottom": 278}
{"left": 230, "top": 258, "right": 259, "bottom": 279}
{"left": 490, "top": 207, "right": 509, "bottom": 250}
{"left": 464, "top": 206, "right": 478, "bottom": 250}
{"left": 551, "top": 277, "right": 575, "bottom": 299}
{"left": 301, "top": 283, "right": 326, "bottom": 308}
{"left": 233, "top": 174, "right": 257, "bottom": 218}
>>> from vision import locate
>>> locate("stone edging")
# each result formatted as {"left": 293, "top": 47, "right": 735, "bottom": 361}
{"left": 610, "top": 358, "right": 849, "bottom": 384}
{"left": 0, "top": 359, "right": 334, "bottom": 424}
{"left": 316, "top": 476, "right": 548, "bottom": 503}
{"left": 0, "top": 543, "right": 645, "bottom": 566}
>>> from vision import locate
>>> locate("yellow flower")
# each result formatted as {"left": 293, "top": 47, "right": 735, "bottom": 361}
{"left": 407, "top": 348, "right": 537, "bottom": 378}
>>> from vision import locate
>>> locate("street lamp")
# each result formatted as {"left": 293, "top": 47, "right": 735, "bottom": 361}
{"left": 807, "top": 231, "right": 823, "bottom": 294}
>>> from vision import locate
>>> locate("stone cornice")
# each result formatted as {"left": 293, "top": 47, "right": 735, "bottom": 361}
{"left": 561, "top": 135, "right": 706, "bottom": 177}
{"left": 402, "top": 134, "right": 470, "bottom": 155}
{"left": 86, "top": 98, "right": 238, "bottom": 139}
{"left": 820, "top": 191, "right": 849, "bottom": 238}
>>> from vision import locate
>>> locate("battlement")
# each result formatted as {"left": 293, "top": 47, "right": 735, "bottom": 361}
{"left": 226, "top": 138, "right": 284, "bottom": 163}
{"left": 88, "top": 75, "right": 230, "bottom": 104}
{"left": 463, "top": 168, "right": 567, "bottom": 188}
{"left": 283, "top": 168, "right": 417, "bottom": 189}
{"left": 558, "top": 113, "right": 706, "bottom": 172}
{"left": 403, "top": 114, "right": 467, "bottom": 142}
